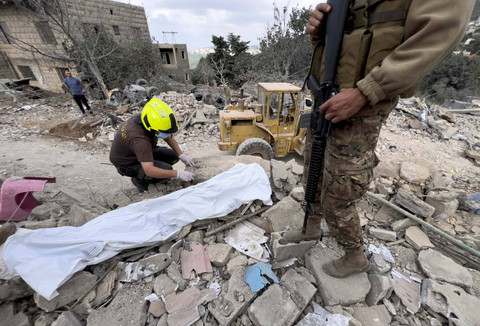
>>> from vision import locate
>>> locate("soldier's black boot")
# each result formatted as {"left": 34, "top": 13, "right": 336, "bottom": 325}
{"left": 322, "top": 248, "right": 370, "bottom": 278}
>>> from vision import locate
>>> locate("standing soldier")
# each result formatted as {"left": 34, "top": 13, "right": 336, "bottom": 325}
{"left": 282, "top": 0, "right": 474, "bottom": 278}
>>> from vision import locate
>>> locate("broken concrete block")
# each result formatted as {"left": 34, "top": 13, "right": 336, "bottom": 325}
{"left": 296, "top": 302, "right": 350, "bottom": 326}
{"left": 421, "top": 279, "right": 480, "bottom": 326}
{"left": 117, "top": 253, "right": 171, "bottom": 282}
{"left": 0, "top": 303, "right": 14, "bottom": 319}
{"left": 374, "top": 201, "right": 405, "bottom": 224}
{"left": 280, "top": 269, "right": 317, "bottom": 309}
{"left": 305, "top": 244, "right": 371, "bottom": 306}
{"left": 391, "top": 269, "right": 421, "bottom": 313}
{"left": 352, "top": 305, "right": 392, "bottom": 326}
{"left": 226, "top": 254, "right": 248, "bottom": 276}
{"left": 399, "top": 162, "right": 430, "bottom": 184}
{"left": 418, "top": 248, "right": 473, "bottom": 288}
{"left": 369, "top": 227, "right": 396, "bottom": 242}
{"left": 395, "top": 189, "right": 435, "bottom": 218}
{"left": 30, "top": 202, "right": 62, "bottom": 220}
{"left": 186, "top": 230, "right": 205, "bottom": 244}
{"left": 264, "top": 196, "right": 303, "bottom": 233}
{"left": 269, "top": 232, "right": 316, "bottom": 262}
{"left": 51, "top": 311, "right": 84, "bottom": 326}
{"left": 425, "top": 190, "right": 459, "bottom": 217}
{"left": 405, "top": 226, "right": 434, "bottom": 250}
{"left": 286, "top": 158, "right": 303, "bottom": 175}
{"left": 68, "top": 203, "right": 106, "bottom": 227}
{"left": 248, "top": 283, "right": 300, "bottom": 326}
{"left": 289, "top": 187, "right": 304, "bottom": 202}
{"left": 92, "top": 269, "right": 116, "bottom": 306}
{"left": 164, "top": 286, "right": 216, "bottom": 326}
{"left": 180, "top": 243, "right": 213, "bottom": 279}
{"left": 34, "top": 271, "right": 98, "bottom": 312}
{"left": 391, "top": 218, "right": 418, "bottom": 232}
{"left": 271, "top": 159, "right": 289, "bottom": 189}
{"left": 365, "top": 274, "right": 393, "bottom": 306}
{"left": 166, "top": 262, "right": 188, "bottom": 291}
{"left": 225, "top": 221, "right": 269, "bottom": 261}
{"left": 0, "top": 312, "right": 30, "bottom": 326}
{"left": 148, "top": 300, "right": 166, "bottom": 318}
{"left": 206, "top": 243, "right": 234, "bottom": 267}
{"left": 87, "top": 282, "right": 152, "bottom": 326}
{"left": 0, "top": 278, "right": 33, "bottom": 302}
{"left": 22, "top": 218, "right": 57, "bottom": 230}
{"left": 153, "top": 274, "right": 177, "bottom": 297}
{"left": 208, "top": 267, "right": 257, "bottom": 326}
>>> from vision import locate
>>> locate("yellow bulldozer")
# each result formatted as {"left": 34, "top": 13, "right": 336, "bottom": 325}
{"left": 218, "top": 82, "right": 312, "bottom": 160}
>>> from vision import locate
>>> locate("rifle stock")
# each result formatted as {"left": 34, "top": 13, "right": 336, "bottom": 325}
{"left": 302, "top": 0, "right": 353, "bottom": 234}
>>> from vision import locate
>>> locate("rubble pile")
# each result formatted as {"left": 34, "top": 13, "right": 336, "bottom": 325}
{"left": 0, "top": 92, "right": 479, "bottom": 326}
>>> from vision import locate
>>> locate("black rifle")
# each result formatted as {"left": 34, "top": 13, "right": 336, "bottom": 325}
{"left": 302, "top": 0, "right": 353, "bottom": 234}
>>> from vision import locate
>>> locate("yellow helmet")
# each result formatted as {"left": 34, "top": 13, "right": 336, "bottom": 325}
{"left": 141, "top": 98, "right": 178, "bottom": 133}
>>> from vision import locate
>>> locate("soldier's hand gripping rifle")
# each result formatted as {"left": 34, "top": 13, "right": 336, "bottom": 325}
{"left": 302, "top": 0, "right": 353, "bottom": 234}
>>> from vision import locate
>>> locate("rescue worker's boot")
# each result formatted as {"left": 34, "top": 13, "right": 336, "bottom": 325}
{"left": 322, "top": 247, "right": 370, "bottom": 278}
{"left": 0, "top": 223, "right": 16, "bottom": 245}
{"left": 279, "top": 215, "right": 322, "bottom": 244}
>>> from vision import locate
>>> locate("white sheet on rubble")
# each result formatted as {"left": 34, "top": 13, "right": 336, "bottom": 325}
{"left": 3, "top": 163, "right": 272, "bottom": 300}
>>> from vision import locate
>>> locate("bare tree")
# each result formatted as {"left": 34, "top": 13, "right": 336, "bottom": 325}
{"left": 9, "top": 0, "right": 119, "bottom": 96}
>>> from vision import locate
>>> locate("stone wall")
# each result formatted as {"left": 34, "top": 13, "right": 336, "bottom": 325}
{"left": 0, "top": 0, "right": 151, "bottom": 92}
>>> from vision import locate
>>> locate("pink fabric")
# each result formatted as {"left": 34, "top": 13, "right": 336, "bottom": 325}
{"left": 0, "top": 177, "right": 56, "bottom": 221}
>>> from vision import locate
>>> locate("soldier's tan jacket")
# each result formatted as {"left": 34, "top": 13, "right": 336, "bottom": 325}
{"left": 310, "top": 0, "right": 475, "bottom": 117}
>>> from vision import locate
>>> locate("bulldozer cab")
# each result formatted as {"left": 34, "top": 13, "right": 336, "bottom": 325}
{"left": 218, "top": 82, "right": 310, "bottom": 159}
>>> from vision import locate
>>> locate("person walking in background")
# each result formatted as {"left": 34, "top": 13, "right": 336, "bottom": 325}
{"left": 63, "top": 70, "right": 93, "bottom": 115}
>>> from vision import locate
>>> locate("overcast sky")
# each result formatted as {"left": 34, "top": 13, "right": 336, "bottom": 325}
{"left": 116, "top": 0, "right": 317, "bottom": 51}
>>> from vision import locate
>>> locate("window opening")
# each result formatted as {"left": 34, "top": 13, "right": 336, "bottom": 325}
{"left": 17, "top": 66, "right": 36, "bottom": 81}
{"left": 269, "top": 92, "right": 279, "bottom": 121}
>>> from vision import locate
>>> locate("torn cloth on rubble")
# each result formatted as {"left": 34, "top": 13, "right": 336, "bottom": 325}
{"left": 3, "top": 163, "right": 272, "bottom": 300}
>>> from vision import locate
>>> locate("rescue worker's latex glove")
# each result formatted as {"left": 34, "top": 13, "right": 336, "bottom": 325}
{"left": 177, "top": 170, "right": 194, "bottom": 182}
{"left": 179, "top": 153, "right": 195, "bottom": 166}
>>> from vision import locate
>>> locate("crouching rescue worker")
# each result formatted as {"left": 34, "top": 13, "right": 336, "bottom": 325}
{"left": 281, "top": 0, "right": 474, "bottom": 278}
{"left": 109, "top": 98, "right": 195, "bottom": 192}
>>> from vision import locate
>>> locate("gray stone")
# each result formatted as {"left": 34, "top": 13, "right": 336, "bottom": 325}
{"left": 405, "top": 226, "right": 434, "bottom": 250}
{"left": 0, "top": 312, "right": 30, "bottom": 326}
{"left": 0, "top": 278, "right": 33, "bottom": 302}
{"left": 286, "top": 159, "right": 303, "bottom": 176}
{"left": 270, "top": 232, "right": 316, "bottom": 262}
{"left": 271, "top": 159, "right": 289, "bottom": 189}
{"left": 365, "top": 274, "right": 393, "bottom": 306}
{"left": 209, "top": 267, "right": 257, "bottom": 326}
{"left": 395, "top": 188, "right": 435, "bottom": 218}
{"left": 296, "top": 302, "right": 350, "bottom": 326}
{"left": 369, "top": 227, "right": 397, "bottom": 242}
{"left": 289, "top": 187, "right": 304, "bottom": 202}
{"left": 33, "top": 313, "right": 57, "bottom": 326}
{"left": 305, "top": 244, "right": 371, "bottom": 306}
{"left": 166, "top": 261, "right": 188, "bottom": 291}
{"left": 117, "top": 253, "right": 171, "bottom": 282}
{"left": 248, "top": 284, "right": 299, "bottom": 326}
{"left": 68, "top": 204, "right": 99, "bottom": 226}
{"left": 106, "top": 192, "right": 132, "bottom": 208}
{"left": 352, "top": 305, "right": 391, "bottom": 326}
{"left": 153, "top": 274, "right": 177, "bottom": 297}
{"left": 0, "top": 303, "right": 14, "bottom": 319}
{"left": 280, "top": 269, "right": 316, "bottom": 309}
{"left": 391, "top": 218, "right": 418, "bottom": 232}
{"left": 206, "top": 243, "right": 233, "bottom": 267}
{"left": 425, "top": 190, "right": 459, "bottom": 217}
{"left": 399, "top": 162, "right": 430, "bottom": 184}
{"left": 34, "top": 271, "right": 98, "bottom": 312}
{"left": 418, "top": 249, "right": 473, "bottom": 288}
{"left": 374, "top": 202, "right": 405, "bottom": 224}
{"left": 51, "top": 311, "right": 84, "bottom": 326}
{"left": 373, "top": 160, "right": 399, "bottom": 179}
{"left": 421, "top": 279, "right": 480, "bottom": 326}
{"left": 30, "top": 202, "right": 62, "bottom": 220}
{"left": 440, "top": 126, "right": 458, "bottom": 139}
{"left": 226, "top": 254, "right": 248, "bottom": 276}
{"left": 186, "top": 230, "right": 205, "bottom": 244}
{"left": 264, "top": 196, "right": 303, "bottom": 233}
{"left": 87, "top": 282, "right": 153, "bottom": 326}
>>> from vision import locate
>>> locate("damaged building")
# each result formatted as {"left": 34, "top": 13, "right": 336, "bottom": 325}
{"left": 156, "top": 43, "right": 191, "bottom": 83}
{"left": 0, "top": 0, "right": 151, "bottom": 93}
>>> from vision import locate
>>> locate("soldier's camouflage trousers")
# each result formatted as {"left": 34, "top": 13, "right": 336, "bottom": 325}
{"left": 303, "top": 114, "right": 385, "bottom": 250}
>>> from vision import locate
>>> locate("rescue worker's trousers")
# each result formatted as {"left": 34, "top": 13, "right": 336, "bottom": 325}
{"left": 303, "top": 114, "right": 385, "bottom": 250}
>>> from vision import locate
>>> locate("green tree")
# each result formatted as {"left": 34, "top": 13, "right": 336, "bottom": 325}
{"left": 254, "top": 4, "right": 312, "bottom": 80}
{"left": 419, "top": 53, "right": 480, "bottom": 103}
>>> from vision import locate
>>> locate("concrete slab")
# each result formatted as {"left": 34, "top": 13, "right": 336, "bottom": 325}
{"left": 264, "top": 196, "right": 304, "bottom": 233}
{"left": 117, "top": 253, "right": 171, "bottom": 282}
{"left": 391, "top": 269, "right": 421, "bottom": 313}
{"left": 405, "top": 226, "right": 434, "bottom": 250}
{"left": 269, "top": 232, "right": 316, "bottom": 262}
{"left": 352, "top": 305, "right": 392, "bottom": 326}
{"left": 304, "top": 244, "right": 371, "bottom": 306}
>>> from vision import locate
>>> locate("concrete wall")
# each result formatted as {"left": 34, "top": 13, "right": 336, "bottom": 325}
{"left": 0, "top": 0, "right": 151, "bottom": 92}
{"left": 156, "top": 44, "right": 191, "bottom": 83}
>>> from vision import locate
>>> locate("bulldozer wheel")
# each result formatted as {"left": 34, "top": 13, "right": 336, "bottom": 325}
{"left": 236, "top": 138, "right": 274, "bottom": 160}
